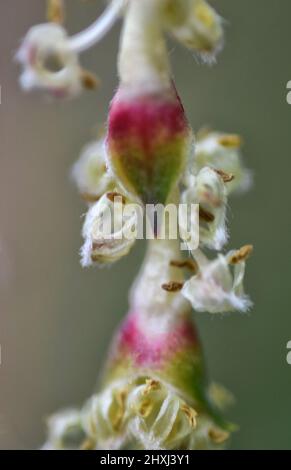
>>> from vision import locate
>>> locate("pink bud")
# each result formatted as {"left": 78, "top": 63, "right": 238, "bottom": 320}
{"left": 107, "top": 84, "right": 192, "bottom": 205}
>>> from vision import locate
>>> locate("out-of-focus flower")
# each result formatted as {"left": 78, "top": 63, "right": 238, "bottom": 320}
{"left": 182, "top": 167, "right": 228, "bottom": 250}
{"left": 71, "top": 137, "right": 114, "bottom": 203}
{"left": 23, "top": 0, "right": 252, "bottom": 452}
{"left": 81, "top": 191, "right": 139, "bottom": 266}
{"left": 43, "top": 409, "right": 85, "bottom": 450}
{"left": 16, "top": 23, "right": 95, "bottom": 99}
{"left": 16, "top": 1, "right": 126, "bottom": 98}
{"left": 182, "top": 245, "right": 253, "bottom": 314}
{"left": 193, "top": 130, "right": 252, "bottom": 194}
{"left": 164, "top": 0, "right": 224, "bottom": 62}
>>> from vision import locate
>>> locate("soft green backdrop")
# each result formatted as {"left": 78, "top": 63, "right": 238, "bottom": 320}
{"left": 0, "top": 0, "right": 290, "bottom": 449}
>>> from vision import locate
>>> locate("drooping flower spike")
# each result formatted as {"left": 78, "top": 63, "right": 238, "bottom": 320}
{"left": 182, "top": 245, "right": 253, "bottom": 314}
{"left": 18, "top": 0, "right": 253, "bottom": 451}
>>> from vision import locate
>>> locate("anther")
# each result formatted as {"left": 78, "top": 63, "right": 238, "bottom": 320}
{"left": 47, "top": 0, "right": 64, "bottom": 24}
{"left": 214, "top": 168, "right": 235, "bottom": 183}
{"left": 199, "top": 206, "right": 215, "bottom": 223}
{"left": 229, "top": 245, "right": 253, "bottom": 264}
{"left": 161, "top": 281, "right": 184, "bottom": 292}
{"left": 170, "top": 259, "right": 198, "bottom": 273}
{"left": 218, "top": 134, "right": 242, "bottom": 148}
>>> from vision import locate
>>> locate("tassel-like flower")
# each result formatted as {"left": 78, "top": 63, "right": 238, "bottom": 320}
{"left": 17, "top": 0, "right": 253, "bottom": 452}
{"left": 182, "top": 246, "right": 253, "bottom": 314}
{"left": 81, "top": 191, "right": 138, "bottom": 266}
{"left": 182, "top": 167, "right": 228, "bottom": 250}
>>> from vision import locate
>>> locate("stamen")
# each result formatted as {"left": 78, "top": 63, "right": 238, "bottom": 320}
{"left": 80, "top": 70, "right": 100, "bottom": 90}
{"left": 214, "top": 168, "right": 235, "bottom": 183}
{"left": 69, "top": 0, "right": 126, "bottom": 53}
{"left": 170, "top": 259, "right": 198, "bottom": 273}
{"left": 229, "top": 245, "right": 253, "bottom": 264}
{"left": 161, "top": 281, "right": 184, "bottom": 293}
{"left": 112, "top": 389, "right": 127, "bottom": 431}
{"left": 218, "top": 134, "right": 242, "bottom": 148}
{"left": 47, "top": 0, "right": 64, "bottom": 24}
{"left": 180, "top": 404, "right": 197, "bottom": 429}
{"left": 199, "top": 206, "right": 215, "bottom": 223}
{"left": 137, "top": 398, "right": 153, "bottom": 418}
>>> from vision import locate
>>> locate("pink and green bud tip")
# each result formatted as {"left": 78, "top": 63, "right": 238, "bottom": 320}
{"left": 107, "top": 84, "right": 192, "bottom": 205}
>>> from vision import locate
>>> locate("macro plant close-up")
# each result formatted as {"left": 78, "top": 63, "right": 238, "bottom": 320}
{"left": 1, "top": 0, "right": 291, "bottom": 453}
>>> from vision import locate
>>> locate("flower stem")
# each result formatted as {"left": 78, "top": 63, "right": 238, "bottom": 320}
{"left": 118, "top": 0, "right": 171, "bottom": 91}
{"left": 69, "top": 0, "right": 125, "bottom": 53}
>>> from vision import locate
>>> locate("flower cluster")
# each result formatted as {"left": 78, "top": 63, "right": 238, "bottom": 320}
{"left": 18, "top": 1, "right": 253, "bottom": 450}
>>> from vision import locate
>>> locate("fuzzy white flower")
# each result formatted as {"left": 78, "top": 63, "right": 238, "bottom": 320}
{"left": 182, "top": 167, "right": 228, "bottom": 250}
{"left": 193, "top": 130, "right": 252, "bottom": 194}
{"left": 71, "top": 138, "right": 114, "bottom": 203}
{"left": 81, "top": 191, "right": 139, "bottom": 266}
{"left": 126, "top": 378, "right": 198, "bottom": 450}
{"left": 164, "top": 0, "right": 224, "bottom": 62}
{"left": 43, "top": 409, "right": 85, "bottom": 450}
{"left": 82, "top": 377, "right": 229, "bottom": 450}
{"left": 182, "top": 246, "right": 253, "bottom": 314}
{"left": 16, "top": 23, "right": 85, "bottom": 98}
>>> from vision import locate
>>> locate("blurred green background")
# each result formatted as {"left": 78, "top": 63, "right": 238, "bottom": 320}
{"left": 0, "top": 0, "right": 291, "bottom": 449}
